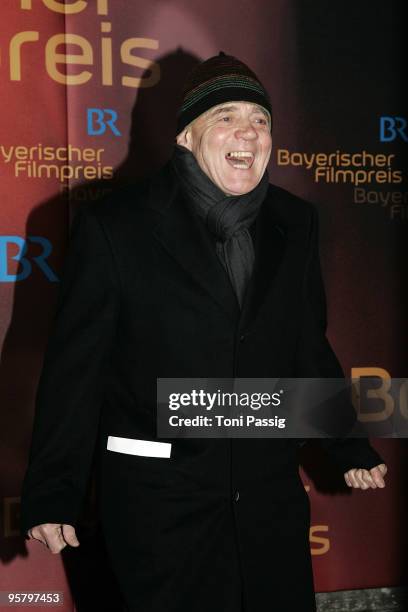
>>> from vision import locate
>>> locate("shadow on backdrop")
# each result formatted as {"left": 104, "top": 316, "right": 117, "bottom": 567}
{"left": 0, "top": 47, "right": 200, "bottom": 610}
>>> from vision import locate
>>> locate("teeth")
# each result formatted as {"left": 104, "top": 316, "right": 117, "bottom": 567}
{"left": 226, "top": 151, "right": 254, "bottom": 169}
{"left": 232, "top": 162, "right": 248, "bottom": 168}
{"left": 227, "top": 151, "right": 254, "bottom": 159}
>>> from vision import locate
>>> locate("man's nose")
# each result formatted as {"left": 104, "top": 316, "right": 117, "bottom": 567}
{"left": 234, "top": 119, "right": 257, "bottom": 139}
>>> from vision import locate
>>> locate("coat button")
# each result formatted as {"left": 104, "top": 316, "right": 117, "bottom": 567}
{"left": 239, "top": 335, "right": 245, "bottom": 342}
{"left": 234, "top": 490, "right": 240, "bottom": 502}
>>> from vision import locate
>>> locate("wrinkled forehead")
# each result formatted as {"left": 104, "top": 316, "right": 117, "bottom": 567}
{"left": 194, "top": 101, "right": 272, "bottom": 129}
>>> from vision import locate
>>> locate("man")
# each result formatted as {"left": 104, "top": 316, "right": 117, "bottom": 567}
{"left": 21, "top": 53, "right": 387, "bottom": 612}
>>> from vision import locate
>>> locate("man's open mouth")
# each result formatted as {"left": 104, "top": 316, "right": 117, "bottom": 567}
{"left": 225, "top": 151, "right": 255, "bottom": 169}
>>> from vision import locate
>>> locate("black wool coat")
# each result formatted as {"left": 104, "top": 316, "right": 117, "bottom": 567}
{"left": 20, "top": 161, "right": 383, "bottom": 612}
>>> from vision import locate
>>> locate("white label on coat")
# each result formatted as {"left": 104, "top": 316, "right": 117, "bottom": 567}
{"left": 107, "top": 435, "right": 172, "bottom": 458}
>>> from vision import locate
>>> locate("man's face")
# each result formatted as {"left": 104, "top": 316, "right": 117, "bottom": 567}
{"left": 176, "top": 101, "right": 272, "bottom": 196}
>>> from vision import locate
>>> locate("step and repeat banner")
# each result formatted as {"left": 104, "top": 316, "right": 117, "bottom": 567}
{"left": 0, "top": 1, "right": 406, "bottom": 610}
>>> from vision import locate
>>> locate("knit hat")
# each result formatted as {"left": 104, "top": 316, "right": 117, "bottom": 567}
{"left": 176, "top": 51, "right": 272, "bottom": 135}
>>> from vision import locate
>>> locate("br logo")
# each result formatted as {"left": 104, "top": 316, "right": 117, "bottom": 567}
{"left": 0, "top": 236, "right": 58, "bottom": 282}
{"left": 379, "top": 116, "right": 407, "bottom": 142}
{"left": 87, "top": 108, "right": 121, "bottom": 136}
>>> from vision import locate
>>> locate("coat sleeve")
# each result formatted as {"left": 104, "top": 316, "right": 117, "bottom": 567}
{"left": 294, "top": 205, "right": 384, "bottom": 474}
{"left": 19, "top": 205, "right": 120, "bottom": 536}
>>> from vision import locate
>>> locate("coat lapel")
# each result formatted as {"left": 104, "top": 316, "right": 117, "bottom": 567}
{"left": 151, "top": 162, "right": 241, "bottom": 321}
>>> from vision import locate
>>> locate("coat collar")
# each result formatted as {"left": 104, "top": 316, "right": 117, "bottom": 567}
{"left": 150, "top": 161, "right": 288, "bottom": 331}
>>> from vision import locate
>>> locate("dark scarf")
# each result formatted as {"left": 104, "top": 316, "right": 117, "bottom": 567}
{"left": 171, "top": 144, "right": 269, "bottom": 307}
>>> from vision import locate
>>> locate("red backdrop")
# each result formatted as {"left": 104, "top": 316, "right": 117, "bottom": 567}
{"left": 1, "top": 1, "right": 406, "bottom": 610}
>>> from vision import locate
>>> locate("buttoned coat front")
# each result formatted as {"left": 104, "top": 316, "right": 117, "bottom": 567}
{"left": 20, "top": 160, "right": 382, "bottom": 612}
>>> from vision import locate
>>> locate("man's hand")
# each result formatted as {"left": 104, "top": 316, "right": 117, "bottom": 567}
{"left": 344, "top": 463, "right": 387, "bottom": 489}
{"left": 27, "top": 523, "right": 80, "bottom": 554}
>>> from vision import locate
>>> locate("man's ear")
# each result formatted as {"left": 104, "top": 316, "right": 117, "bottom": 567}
{"left": 176, "top": 127, "right": 193, "bottom": 151}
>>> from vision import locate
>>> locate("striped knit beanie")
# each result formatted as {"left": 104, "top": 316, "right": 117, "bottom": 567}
{"left": 176, "top": 51, "right": 272, "bottom": 135}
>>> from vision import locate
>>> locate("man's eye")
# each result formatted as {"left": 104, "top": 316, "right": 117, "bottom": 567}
{"left": 255, "top": 117, "right": 267, "bottom": 125}
{"left": 220, "top": 116, "right": 231, "bottom": 122}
